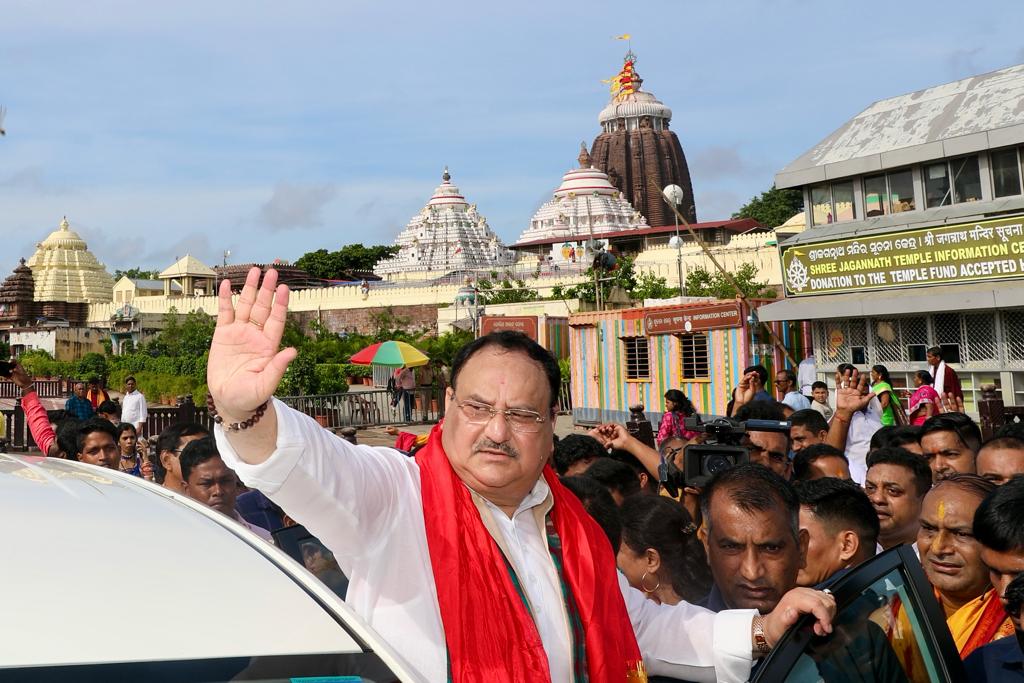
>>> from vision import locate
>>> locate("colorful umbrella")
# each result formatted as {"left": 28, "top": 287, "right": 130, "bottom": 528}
{"left": 349, "top": 340, "right": 429, "bottom": 368}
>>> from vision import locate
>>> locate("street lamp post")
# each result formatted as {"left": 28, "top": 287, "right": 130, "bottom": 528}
{"left": 455, "top": 278, "right": 482, "bottom": 336}
{"left": 663, "top": 184, "right": 686, "bottom": 295}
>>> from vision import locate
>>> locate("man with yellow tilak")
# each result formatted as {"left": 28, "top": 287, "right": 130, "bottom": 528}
{"left": 887, "top": 473, "right": 1014, "bottom": 677}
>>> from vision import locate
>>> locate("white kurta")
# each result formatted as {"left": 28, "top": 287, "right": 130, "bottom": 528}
{"left": 120, "top": 390, "right": 148, "bottom": 429}
{"left": 215, "top": 399, "right": 756, "bottom": 683}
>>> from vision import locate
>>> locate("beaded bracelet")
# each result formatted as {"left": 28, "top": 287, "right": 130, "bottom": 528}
{"left": 207, "top": 395, "right": 268, "bottom": 432}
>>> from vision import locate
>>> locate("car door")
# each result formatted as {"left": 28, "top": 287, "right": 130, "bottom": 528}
{"left": 752, "top": 545, "right": 966, "bottom": 683}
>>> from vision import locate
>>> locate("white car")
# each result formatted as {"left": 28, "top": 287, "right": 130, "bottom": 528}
{"left": 0, "top": 454, "right": 418, "bottom": 682}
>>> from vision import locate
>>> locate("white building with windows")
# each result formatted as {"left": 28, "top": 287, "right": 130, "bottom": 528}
{"left": 760, "top": 63, "right": 1024, "bottom": 409}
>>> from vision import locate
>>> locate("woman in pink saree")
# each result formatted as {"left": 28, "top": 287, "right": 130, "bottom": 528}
{"left": 906, "top": 370, "right": 940, "bottom": 426}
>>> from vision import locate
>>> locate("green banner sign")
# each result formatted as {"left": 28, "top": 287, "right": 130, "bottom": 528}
{"left": 781, "top": 214, "right": 1024, "bottom": 296}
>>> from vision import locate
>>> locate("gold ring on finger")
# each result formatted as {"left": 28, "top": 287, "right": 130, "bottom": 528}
{"left": 249, "top": 319, "right": 264, "bottom": 330}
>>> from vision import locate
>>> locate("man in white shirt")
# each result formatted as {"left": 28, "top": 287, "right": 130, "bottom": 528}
{"left": 206, "top": 268, "right": 836, "bottom": 683}
{"left": 120, "top": 376, "right": 148, "bottom": 435}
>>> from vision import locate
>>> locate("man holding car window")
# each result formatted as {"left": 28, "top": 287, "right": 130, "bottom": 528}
{"left": 204, "top": 267, "right": 836, "bottom": 683}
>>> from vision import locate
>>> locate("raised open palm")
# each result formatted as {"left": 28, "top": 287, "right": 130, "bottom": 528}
{"left": 207, "top": 267, "right": 297, "bottom": 421}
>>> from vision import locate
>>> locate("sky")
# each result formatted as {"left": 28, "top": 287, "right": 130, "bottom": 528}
{"left": 2, "top": 0, "right": 1024, "bottom": 278}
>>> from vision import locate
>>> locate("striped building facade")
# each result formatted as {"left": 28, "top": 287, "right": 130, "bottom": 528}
{"left": 568, "top": 301, "right": 810, "bottom": 424}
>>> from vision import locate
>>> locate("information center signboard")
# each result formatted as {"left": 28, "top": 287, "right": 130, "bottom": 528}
{"left": 643, "top": 302, "right": 742, "bottom": 335}
{"left": 479, "top": 316, "right": 539, "bottom": 340}
{"left": 781, "top": 215, "right": 1024, "bottom": 297}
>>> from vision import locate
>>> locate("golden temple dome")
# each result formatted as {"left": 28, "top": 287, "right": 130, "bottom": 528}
{"left": 26, "top": 216, "right": 114, "bottom": 303}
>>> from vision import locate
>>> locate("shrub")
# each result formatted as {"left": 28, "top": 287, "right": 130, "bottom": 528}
{"left": 315, "top": 364, "right": 349, "bottom": 395}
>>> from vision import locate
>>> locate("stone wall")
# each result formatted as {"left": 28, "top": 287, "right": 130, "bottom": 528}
{"left": 290, "top": 303, "right": 442, "bottom": 335}
{"left": 86, "top": 273, "right": 597, "bottom": 326}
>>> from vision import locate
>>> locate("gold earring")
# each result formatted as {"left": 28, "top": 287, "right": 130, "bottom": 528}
{"left": 640, "top": 571, "right": 661, "bottom": 594}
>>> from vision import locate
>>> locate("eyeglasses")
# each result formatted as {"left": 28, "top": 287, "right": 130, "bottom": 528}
{"left": 453, "top": 397, "right": 546, "bottom": 433}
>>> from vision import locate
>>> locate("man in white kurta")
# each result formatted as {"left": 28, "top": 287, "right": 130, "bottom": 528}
{"left": 217, "top": 400, "right": 760, "bottom": 681}
{"left": 207, "top": 267, "right": 836, "bottom": 683}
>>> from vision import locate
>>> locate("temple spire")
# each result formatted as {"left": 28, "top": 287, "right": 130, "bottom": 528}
{"left": 578, "top": 142, "right": 592, "bottom": 169}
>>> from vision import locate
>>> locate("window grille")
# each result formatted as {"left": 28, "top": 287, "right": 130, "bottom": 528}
{"left": 815, "top": 319, "right": 855, "bottom": 364}
{"left": 963, "top": 314, "right": 997, "bottom": 363}
{"left": 816, "top": 310, "right": 1024, "bottom": 376}
{"left": 1004, "top": 310, "right": 1024, "bottom": 369}
{"left": 622, "top": 337, "right": 650, "bottom": 380}
{"left": 679, "top": 334, "right": 710, "bottom": 380}
{"left": 873, "top": 318, "right": 903, "bottom": 364}
{"left": 848, "top": 318, "right": 868, "bottom": 350}
{"left": 933, "top": 313, "right": 963, "bottom": 363}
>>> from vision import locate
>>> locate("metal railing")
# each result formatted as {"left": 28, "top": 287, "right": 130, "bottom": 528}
{"left": 1, "top": 387, "right": 447, "bottom": 453}
{"left": 278, "top": 386, "right": 446, "bottom": 429}
{"left": 0, "top": 377, "right": 81, "bottom": 399}
{"left": 558, "top": 379, "right": 572, "bottom": 414}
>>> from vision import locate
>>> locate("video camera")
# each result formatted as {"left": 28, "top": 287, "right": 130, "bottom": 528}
{"left": 680, "top": 415, "right": 791, "bottom": 488}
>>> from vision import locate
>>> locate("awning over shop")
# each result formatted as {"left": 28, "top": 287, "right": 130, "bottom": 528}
{"left": 757, "top": 280, "right": 1024, "bottom": 322}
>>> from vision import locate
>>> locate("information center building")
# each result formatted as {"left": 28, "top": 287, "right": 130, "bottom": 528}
{"left": 759, "top": 64, "right": 1024, "bottom": 409}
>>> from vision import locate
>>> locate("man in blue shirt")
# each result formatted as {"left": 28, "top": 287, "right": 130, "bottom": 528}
{"left": 64, "top": 382, "right": 95, "bottom": 420}
{"left": 777, "top": 369, "right": 811, "bottom": 412}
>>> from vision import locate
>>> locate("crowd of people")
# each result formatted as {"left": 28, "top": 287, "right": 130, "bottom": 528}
{"left": 6, "top": 361, "right": 283, "bottom": 545}
{"left": 5, "top": 265, "right": 1024, "bottom": 682}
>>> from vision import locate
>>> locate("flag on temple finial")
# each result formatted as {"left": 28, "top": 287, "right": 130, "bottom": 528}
{"left": 607, "top": 49, "right": 639, "bottom": 100}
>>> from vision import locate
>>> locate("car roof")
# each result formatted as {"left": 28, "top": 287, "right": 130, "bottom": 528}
{"left": 0, "top": 454, "right": 369, "bottom": 667}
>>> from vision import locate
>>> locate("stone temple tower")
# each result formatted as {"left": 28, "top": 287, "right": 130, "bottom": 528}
{"left": 589, "top": 51, "right": 698, "bottom": 227}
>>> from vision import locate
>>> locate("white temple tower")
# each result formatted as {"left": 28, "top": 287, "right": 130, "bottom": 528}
{"left": 514, "top": 144, "right": 648, "bottom": 262}
{"left": 374, "top": 168, "right": 514, "bottom": 280}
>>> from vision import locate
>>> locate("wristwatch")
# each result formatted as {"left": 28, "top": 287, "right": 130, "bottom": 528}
{"left": 752, "top": 615, "right": 771, "bottom": 655}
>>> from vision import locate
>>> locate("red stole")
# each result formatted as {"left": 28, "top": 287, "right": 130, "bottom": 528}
{"left": 415, "top": 424, "right": 646, "bottom": 682}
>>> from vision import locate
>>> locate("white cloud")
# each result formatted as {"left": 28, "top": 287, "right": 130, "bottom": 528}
{"left": 257, "top": 182, "right": 339, "bottom": 231}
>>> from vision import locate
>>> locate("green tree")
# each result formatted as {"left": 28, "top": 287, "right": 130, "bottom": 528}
{"left": 476, "top": 277, "right": 538, "bottom": 305}
{"left": 146, "top": 309, "right": 215, "bottom": 360}
{"left": 113, "top": 267, "right": 160, "bottom": 281}
{"left": 76, "top": 352, "right": 108, "bottom": 381}
{"left": 732, "top": 185, "right": 803, "bottom": 228}
{"left": 557, "top": 255, "right": 638, "bottom": 304}
{"left": 684, "top": 263, "right": 777, "bottom": 299}
{"left": 632, "top": 272, "right": 679, "bottom": 300}
{"left": 277, "top": 350, "right": 317, "bottom": 396}
{"left": 294, "top": 249, "right": 344, "bottom": 280}
{"left": 295, "top": 244, "right": 399, "bottom": 279}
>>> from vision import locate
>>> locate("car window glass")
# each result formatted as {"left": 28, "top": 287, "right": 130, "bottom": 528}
{"left": 778, "top": 567, "right": 944, "bottom": 682}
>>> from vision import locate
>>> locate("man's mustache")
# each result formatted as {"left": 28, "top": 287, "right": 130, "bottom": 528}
{"left": 473, "top": 438, "right": 519, "bottom": 458}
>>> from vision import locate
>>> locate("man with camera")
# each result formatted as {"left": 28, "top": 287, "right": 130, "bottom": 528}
{"left": 733, "top": 401, "right": 792, "bottom": 480}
